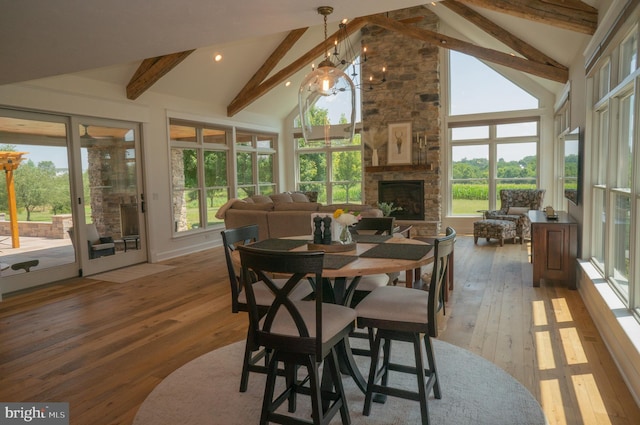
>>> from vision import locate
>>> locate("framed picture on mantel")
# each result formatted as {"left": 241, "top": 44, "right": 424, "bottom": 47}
{"left": 387, "top": 121, "right": 412, "bottom": 164}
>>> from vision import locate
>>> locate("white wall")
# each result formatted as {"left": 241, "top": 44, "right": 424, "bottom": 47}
{"left": 0, "top": 74, "right": 285, "bottom": 262}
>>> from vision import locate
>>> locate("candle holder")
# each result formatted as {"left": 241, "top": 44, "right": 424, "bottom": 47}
{"left": 415, "top": 132, "right": 426, "bottom": 165}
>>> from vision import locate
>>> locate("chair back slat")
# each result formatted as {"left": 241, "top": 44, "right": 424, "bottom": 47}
{"left": 428, "top": 227, "right": 456, "bottom": 337}
{"left": 352, "top": 217, "right": 395, "bottom": 235}
{"left": 238, "top": 245, "right": 326, "bottom": 358}
{"left": 221, "top": 225, "right": 259, "bottom": 313}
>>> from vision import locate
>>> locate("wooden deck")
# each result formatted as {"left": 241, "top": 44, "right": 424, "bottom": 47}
{"left": 0, "top": 235, "right": 638, "bottom": 425}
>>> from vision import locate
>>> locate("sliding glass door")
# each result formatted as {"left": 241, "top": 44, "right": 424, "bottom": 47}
{"left": 73, "top": 118, "right": 146, "bottom": 276}
{"left": 0, "top": 109, "right": 147, "bottom": 296}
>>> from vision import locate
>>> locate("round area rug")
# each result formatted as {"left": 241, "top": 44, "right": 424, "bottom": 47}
{"left": 133, "top": 339, "right": 546, "bottom": 425}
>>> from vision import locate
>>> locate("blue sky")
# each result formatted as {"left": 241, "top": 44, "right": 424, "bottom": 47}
{"left": 450, "top": 51, "right": 538, "bottom": 116}
{"left": 450, "top": 51, "right": 540, "bottom": 162}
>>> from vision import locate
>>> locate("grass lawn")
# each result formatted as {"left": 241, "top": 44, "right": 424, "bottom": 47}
{"left": 451, "top": 199, "right": 491, "bottom": 216}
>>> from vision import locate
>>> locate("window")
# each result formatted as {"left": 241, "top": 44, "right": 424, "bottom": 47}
{"left": 170, "top": 121, "right": 229, "bottom": 233}
{"left": 169, "top": 120, "right": 277, "bottom": 234}
{"left": 589, "top": 23, "right": 640, "bottom": 318}
{"left": 449, "top": 51, "right": 538, "bottom": 116}
{"left": 597, "top": 61, "right": 611, "bottom": 101}
{"left": 295, "top": 134, "right": 362, "bottom": 204}
{"left": 451, "top": 144, "right": 489, "bottom": 213}
{"left": 611, "top": 91, "right": 634, "bottom": 299}
{"left": 236, "top": 131, "right": 277, "bottom": 198}
{"left": 449, "top": 122, "right": 539, "bottom": 215}
{"left": 294, "top": 98, "right": 363, "bottom": 204}
{"left": 592, "top": 108, "right": 609, "bottom": 271}
{"left": 620, "top": 30, "right": 638, "bottom": 81}
{"left": 448, "top": 51, "right": 541, "bottom": 216}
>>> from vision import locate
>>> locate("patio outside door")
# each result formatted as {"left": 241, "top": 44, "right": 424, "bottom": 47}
{"left": 74, "top": 119, "right": 146, "bottom": 276}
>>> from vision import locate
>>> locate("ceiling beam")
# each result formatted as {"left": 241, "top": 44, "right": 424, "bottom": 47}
{"left": 455, "top": 0, "right": 597, "bottom": 35}
{"left": 137, "top": 5, "right": 579, "bottom": 114}
{"left": 126, "top": 50, "right": 195, "bottom": 100}
{"left": 363, "top": 13, "right": 568, "bottom": 83}
{"left": 227, "top": 17, "right": 368, "bottom": 117}
{"left": 442, "top": 0, "right": 567, "bottom": 70}
{"left": 227, "top": 28, "right": 308, "bottom": 117}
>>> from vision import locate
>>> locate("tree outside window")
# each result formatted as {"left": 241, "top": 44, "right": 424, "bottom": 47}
{"left": 295, "top": 105, "right": 362, "bottom": 204}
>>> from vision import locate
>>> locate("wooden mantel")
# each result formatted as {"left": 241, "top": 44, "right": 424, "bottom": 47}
{"left": 365, "top": 164, "right": 432, "bottom": 173}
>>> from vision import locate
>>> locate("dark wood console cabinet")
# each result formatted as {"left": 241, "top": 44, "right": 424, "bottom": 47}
{"left": 529, "top": 210, "right": 578, "bottom": 289}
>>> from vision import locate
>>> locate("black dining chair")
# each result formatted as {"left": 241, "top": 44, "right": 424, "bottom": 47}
{"left": 349, "top": 217, "right": 396, "bottom": 303}
{"left": 351, "top": 216, "right": 396, "bottom": 236}
{"left": 221, "top": 225, "right": 314, "bottom": 392}
{"left": 238, "top": 245, "right": 355, "bottom": 425}
{"left": 354, "top": 227, "right": 456, "bottom": 425}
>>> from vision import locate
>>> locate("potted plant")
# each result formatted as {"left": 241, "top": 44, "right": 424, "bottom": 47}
{"left": 377, "top": 202, "right": 403, "bottom": 217}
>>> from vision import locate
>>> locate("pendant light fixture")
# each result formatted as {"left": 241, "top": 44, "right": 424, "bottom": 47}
{"left": 298, "top": 6, "right": 356, "bottom": 147}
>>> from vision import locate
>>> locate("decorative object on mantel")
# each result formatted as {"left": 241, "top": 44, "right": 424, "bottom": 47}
{"left": 387, "top": 121, "right": 412, "bottom": 164}
{"left": 415, "top": 132, "right": 427, "bottom": 165}
{"left": 364, "top": 126, "right": 386, "bottom": 166}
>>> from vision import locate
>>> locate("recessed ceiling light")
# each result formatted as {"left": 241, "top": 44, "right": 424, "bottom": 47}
{"left": 285, "top": 81, "right": 291, "bottom": 87}
{"left": 213, "top": 53, "right": 222, "bottom": 62}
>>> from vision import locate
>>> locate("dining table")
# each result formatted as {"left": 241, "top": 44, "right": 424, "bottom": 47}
{"left": 242, "top": 233, "right": 435, "bottom": 394}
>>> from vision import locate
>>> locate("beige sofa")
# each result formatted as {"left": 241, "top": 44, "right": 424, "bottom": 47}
{"left": 216, "top": 192, "right": 383, "bottom": 240}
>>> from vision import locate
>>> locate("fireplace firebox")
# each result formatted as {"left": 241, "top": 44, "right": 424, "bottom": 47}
{"left": 378, "top": 180, "right": 425, "bottom": 220}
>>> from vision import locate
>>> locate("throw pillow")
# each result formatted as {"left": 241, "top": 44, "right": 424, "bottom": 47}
{"left": 290, "top": 192, "right": 310, "bottom": 202}
{"left": 507, "top": 206, "right": 529, "bottom": 215}
{"left": 304, "top": 191, "right": 319, "bottom": 202}
{"left": 214, "top": 198, "right": 242, "bottom": 219}
{"left": 269, "top": 193, "right": 293, "bottom": 203}
{"left": 251, "top": 195, "right": 274, "bottom": 204}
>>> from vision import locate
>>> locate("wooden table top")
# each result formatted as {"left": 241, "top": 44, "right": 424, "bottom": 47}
{"left": 282, "top": 235, "right": 434, "bottom": 279}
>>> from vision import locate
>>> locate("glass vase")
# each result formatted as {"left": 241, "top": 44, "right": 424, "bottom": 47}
{"left": 339, "top": 224, "right": 352, "bottom": 244}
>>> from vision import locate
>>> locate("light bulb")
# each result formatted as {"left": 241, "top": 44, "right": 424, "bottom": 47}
{"left": 322, "top": 78, "right": 330, "bottom": 92}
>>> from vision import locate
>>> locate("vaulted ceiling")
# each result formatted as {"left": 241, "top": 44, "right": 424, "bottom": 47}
{"left": 1, "top": 1, "right": 601, "bottom": 119}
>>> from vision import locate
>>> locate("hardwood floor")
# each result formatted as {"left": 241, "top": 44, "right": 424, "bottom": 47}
{"left": 0, "top": 236, "right": 638, "bottom": 425}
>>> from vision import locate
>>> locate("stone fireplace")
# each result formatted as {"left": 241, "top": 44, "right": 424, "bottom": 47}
{"left": 361, "top": 6, "right": 441, "bottom": 236}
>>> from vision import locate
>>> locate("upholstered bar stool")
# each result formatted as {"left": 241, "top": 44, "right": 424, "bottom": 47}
{"left": 221, "top": 225, "right": 314, "bottom": 392}
{"left": 355, "top": 228, "right": 456, "bottom": 425}
{"left": 238, "top": 246, "right": 355, "bottom": 425}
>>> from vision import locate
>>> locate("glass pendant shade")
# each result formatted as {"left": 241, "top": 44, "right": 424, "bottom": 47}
{"left": 298, "top": 62, "right": 356, "bottom": 146}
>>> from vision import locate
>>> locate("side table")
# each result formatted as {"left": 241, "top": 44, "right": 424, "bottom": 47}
{"left": 529, "top": 211, "right": 578, "bottom": 289}
{"left": 122, "top": 235, "right": 140, "bottom": 252}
